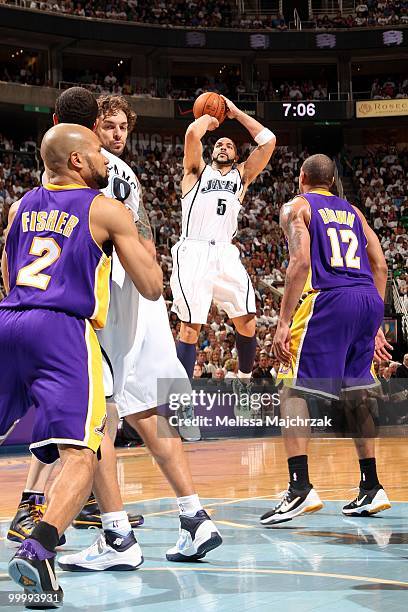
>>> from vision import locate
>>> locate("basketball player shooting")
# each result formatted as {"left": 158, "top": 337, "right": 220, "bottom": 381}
{"left": 171, "top": 95, "right": 276, "bottom": 410}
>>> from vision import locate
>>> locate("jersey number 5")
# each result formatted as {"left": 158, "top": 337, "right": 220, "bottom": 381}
{"left": 327, "top": 228, "right": 360, "bottom": 269}
{"left": 217, "top": 198, "right": 227, "bottom": 216}
{"left": 16, "top": 237, "right": 61, "bottom": 290}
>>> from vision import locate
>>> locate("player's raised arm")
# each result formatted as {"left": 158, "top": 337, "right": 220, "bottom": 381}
{"left": 273, "top": 197, "right": 311, "bottom": 364}
{"left": 90, "top": 195, "right": 162, "bottom": 301}
{"left": 221, "top": 96, "right": 276, "bottom": 186}
{"left": 1, "top": 200, "right": 20, "bottom": 295}
{"left": 183, "top": 115, "right": 219, "bottom": 177}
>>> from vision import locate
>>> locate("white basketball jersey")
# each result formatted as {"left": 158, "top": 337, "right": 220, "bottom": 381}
{"left": 101, "top": 149, "right": 140, "bottom": 286}
{"left": 181, "top": 165, "right": 243, "bottom": 242}
{"left": 102, "top": 148, "right": 140, "bottom": 222}
{"left": 97, "top": 149, "right": 142, "bottom": 379}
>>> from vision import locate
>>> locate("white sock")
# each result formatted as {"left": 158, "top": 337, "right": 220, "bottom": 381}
{"left": 101, "top": 511, "right": 131, "bottom": 536}
{"left": 238, "top": 370, "right": 251, "bottom": 380}
{"left": 177, "top": 494, "right": 203, "bottom": 517}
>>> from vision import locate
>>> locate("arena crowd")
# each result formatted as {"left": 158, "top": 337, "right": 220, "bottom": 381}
{"left": 0, "top": 132, "right": 407, "bottom": 377}
{"left": 2, "top": 0, "right": 407, "bottom": 29}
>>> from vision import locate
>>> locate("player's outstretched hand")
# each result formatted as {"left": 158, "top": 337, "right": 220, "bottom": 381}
{"left": 220, "top": 95, "right": 240, "bottom": 119}
{"left": 205, "top": 115, "right": 220, "bottom": 131}
{"left": 374, "top": 327, "right": 393, "bottom": 363}
{"left": 272, "top": 321, "right": 292, "bottom": 366}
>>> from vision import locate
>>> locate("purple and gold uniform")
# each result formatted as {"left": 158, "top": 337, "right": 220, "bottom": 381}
{"left": 0, "top": 184, "right": 111, "bottom": 462}
{"left": 278, "top": 189, "right": 383, "bottom": 398}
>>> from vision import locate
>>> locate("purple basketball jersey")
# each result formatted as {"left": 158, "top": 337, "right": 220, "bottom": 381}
{"left": 1, "top": 184, "right": 111, "bottom": 329}
{"left": 301, "top": 190, "right": 374, "bottom": 292}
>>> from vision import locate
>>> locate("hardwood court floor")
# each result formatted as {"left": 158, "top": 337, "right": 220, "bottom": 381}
{"left": 0, "top": 438, "right": 407, "bottom": 611}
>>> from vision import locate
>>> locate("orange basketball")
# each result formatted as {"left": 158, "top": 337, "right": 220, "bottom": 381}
{"left": 193, "top": 92, "right": 227, "bottom": 124}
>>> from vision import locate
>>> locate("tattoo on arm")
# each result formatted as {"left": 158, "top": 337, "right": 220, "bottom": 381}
{"left": 280, "top": 206, "right": 303, "bottom": 254}
{"left": 287, "top": 225, "right": 303, "bottom": 252}
{"left": 136, "top": 199, "right": 153, "bottom": 241}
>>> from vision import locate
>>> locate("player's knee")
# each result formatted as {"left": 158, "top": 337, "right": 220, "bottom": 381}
{"left": 247, "top": 319, "right": 256, "bottom": 336}
{"left": 58, "top": 445, "right": 97, "bottom": 475}
{"left": 234, "top": 315, "right": 256, "bottom": 336}
{"left": 180, "top": 325, "right": 199, "bottom": 344}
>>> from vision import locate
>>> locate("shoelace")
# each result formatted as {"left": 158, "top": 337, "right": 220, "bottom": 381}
{"left": 275, "top": 489, "right": 291, "bottom": 510}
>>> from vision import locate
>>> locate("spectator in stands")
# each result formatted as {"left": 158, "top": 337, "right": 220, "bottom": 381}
{"left": 4, "top": 0, "right": 407, "bottom": 29}
{"left": 239, "top": 12, "right": 252, "bottom": 28}
{"left": 213, "top": 367, "right": 225, "bottom": 381}
{"left": 384, "top": 241, "right": 398, "bottom": 261}
{"left": 193, "top": 364, "right": 204, "bottom": 379}
{"left": 370, "top": 76, "right": 408, "bottom": 100}
{"left": 395, "top": 354, "right": 408, "bottom": 378}
{"left": 271, "top": 14, "right": 288, "bottom": 31}
{"left": 347, "top": 144, "right": 407, "bottom": 290}
{"left": 270, "top": 358, "right": 281, "bottom": 381}
{"left": 252, "top": 353, "right": 272, "bottom": 379}
{"left": 224, "top": 359, "right": 238, "bottom": 379}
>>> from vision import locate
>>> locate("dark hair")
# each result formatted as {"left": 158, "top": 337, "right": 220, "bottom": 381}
{"left": 301, "top": 153, "right": 334, "bottom": 187}
{"left": 97, "top": 95, "right": 137, "bottom": 133}
{"left": 55, "top": 87, "right": 98, "bottom": 129}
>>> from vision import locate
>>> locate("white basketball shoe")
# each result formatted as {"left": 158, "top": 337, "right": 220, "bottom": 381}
{"left": 58, "top": 530, "right": 143, "bottom": 572}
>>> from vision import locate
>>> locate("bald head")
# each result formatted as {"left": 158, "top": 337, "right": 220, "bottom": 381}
{"left": 41, "top": 124, "right": 108, "bottom": 190}
{"left": 300, "top": 154, "right": 334, "bottom": 192}
{"left": 41, "top": 124, "right": 99, "bottom": 171}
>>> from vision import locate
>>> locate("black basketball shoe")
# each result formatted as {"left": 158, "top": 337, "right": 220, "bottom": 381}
{"left": 72, "top": 495, "right": 144, "bottom": 529}
{"left": 8, "top": 539, "right": 63, "bottom": 609}
{"left": 7, "top": 495, "right": 66, "bottom": 548}
{"left": 260, "top": 485, "right": 323, "bottom": 526}
{"left": 342, "top": 485, "right": 391, "bottom": 516}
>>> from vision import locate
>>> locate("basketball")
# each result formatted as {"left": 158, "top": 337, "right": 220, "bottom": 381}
{"left": 193, "top": 92, "right": 227, "bottom": 124}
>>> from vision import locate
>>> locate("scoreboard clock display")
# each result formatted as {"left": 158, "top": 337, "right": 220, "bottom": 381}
{"left": 265, "top": 101, "right": 349, "bottom": 121}
{"left": 283, "top": 102, "right": 318, "bottom": 118}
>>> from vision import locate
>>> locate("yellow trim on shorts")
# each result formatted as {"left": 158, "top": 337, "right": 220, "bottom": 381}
{"left": 302, "top": 268, "right": 315, "bottom": 295}
{"left": 277, "top": 292, "right": 319, "bottom": 387}
{"left": 370, "top": 361, "right": 378, "bottom": 381}
{"left": 84, "top": 320, "right": 106, "bottom": 453}
{"left": 91, "top": 253, "right": 111, "bottom": 330}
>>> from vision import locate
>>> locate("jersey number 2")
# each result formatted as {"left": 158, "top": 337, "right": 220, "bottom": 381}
{"left": 16, "top": 237, "right": 61, "bottom": 290}
{"left": 217, "top": 198, "right": 226, "bottom": 216}
{"left": 327, "top": 228, "right": 360, "bottom": 269}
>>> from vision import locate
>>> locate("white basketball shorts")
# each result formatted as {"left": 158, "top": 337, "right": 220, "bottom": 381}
{"left": 98, "top": 253, "right": 141, "bottom": 403}
{"left": 99, "top": 286, "right": 190, "bottom": 417}
{"left": 170, "top": 238, "right": 256, "bottom": 324}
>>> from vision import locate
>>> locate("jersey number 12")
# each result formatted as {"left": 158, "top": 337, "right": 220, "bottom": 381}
{"left": 327, "top": 228, "right": 360, "bottom": 269}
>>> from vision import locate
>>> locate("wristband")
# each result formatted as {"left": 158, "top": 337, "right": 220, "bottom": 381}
{"left": 254, "top": 127, "right": 275, "bottom": 146}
